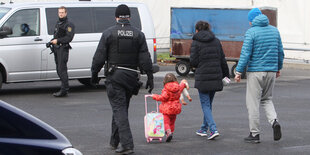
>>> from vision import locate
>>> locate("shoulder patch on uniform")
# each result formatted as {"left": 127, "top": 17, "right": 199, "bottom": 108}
{"left": 67, "top": 27, "right": 72, "bottom": 32}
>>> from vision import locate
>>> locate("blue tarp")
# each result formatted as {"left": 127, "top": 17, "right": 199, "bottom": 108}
{"left": 171, "top": 8, "right": 251, "bottom": 41}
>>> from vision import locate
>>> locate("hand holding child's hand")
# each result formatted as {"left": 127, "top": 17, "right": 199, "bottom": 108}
{"left": 234, "top": 74, "right": 241, "bottom": 83}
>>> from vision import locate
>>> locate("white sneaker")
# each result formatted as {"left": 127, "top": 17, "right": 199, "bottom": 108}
{"left": 208, "top": 131, "right": 219, "bottom": 140}
{"left": 196, "top": 129, "right": 208, "bottom": 137}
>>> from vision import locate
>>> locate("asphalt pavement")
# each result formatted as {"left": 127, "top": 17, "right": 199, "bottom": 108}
{"left": 0, "top": 64, "right": 310, "bottom": 155}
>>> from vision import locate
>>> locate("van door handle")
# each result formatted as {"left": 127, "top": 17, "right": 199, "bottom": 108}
{"left": 34, "top": 38, "right": 43, "bottom": 41}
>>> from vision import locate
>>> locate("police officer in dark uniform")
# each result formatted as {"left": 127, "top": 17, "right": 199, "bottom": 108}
{"left": 50, "top": 6, "right": 75, "bottom": 97}
{"left": 91, "top": 4, "right": 154, "bottom": 154}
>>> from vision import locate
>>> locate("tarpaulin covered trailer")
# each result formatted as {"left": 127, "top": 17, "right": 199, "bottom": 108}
{"left": 170, "top": 7, "right": 277, "bottom": 76}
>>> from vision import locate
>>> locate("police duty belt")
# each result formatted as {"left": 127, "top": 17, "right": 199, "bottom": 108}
{"left": 116, "top": 66, "right": 140, "bottom": 73}
{"left": 116, "top": 66, "right": 141, "bottom": 79}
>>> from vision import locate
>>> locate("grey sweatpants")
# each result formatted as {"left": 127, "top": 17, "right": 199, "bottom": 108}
{"left": 246, "top": 72, "right": 278, "bottom": 136}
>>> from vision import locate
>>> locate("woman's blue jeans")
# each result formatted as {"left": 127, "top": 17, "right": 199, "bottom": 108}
{"left": 199, "top": 91, "right": 217, "bottom": 133}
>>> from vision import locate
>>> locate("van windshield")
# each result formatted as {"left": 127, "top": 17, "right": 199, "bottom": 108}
{"left": 0, "top": 7, "right": 10, "bottom": 20}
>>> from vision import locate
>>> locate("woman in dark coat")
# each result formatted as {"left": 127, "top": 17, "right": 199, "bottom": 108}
{"left": 190, "top": 21, "right": 229, "bottom": 140}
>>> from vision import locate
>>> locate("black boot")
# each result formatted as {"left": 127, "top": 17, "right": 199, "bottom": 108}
{"left": 272, "top": 119, "right": 282, "bottom": 141}
{"left": 115, "top": 145, "right": 134, "bottom": 154}
{"left": 53, "top": 90, "right": 68, "bottom": 97}
{"left": 244, "top": 132, "right": 260, "bottom": 143}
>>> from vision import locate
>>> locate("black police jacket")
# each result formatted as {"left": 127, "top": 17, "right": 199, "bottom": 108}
{"left": 91, "top": 19, "right": 153, "bottom": 91}
{"left": 53, "top": 17, "right": 75, "bottom": 45}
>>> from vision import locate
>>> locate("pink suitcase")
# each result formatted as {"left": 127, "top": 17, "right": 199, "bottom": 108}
{"left": 144, "top": 95, "right": 165, "bottom": 143}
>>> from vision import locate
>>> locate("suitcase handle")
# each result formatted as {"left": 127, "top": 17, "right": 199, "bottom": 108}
{"left": 145, "top": 95, "right": 159, "bottom": 115}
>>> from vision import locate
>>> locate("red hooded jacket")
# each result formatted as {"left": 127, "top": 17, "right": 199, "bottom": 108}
{"left": 152, "top": 81, "right": 186, "bottom": 115}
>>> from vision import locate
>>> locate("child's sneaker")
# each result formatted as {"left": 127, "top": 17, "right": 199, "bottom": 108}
{"left": 166, "top": 133, "right": 173, "bottom": 142}
{"left": 196, "top": 129, "right": 208, "bottom": 136}
{"left": 208, "top": 131, "right": 219, "bottom": 140}
{"left": 165, "top": 129, "right": 173, "bottom": 142}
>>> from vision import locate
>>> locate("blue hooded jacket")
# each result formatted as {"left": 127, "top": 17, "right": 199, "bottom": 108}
{"left": 236, "top": 14, "right": 284, "bottom": 73}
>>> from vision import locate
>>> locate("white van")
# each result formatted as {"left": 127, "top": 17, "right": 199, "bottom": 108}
{"left": 0, "top": 1, "right": 159, "bottom": 89}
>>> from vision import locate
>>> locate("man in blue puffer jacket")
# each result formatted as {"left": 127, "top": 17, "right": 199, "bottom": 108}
{"left": 234, "top": 8, "right": 284, "bottom": 143}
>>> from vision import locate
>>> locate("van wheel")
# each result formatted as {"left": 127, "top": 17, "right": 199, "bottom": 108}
{"left": 175, "top": 60, "right": 190, "bottom": 76}
{"left": 78, "top": 78, "right": 93, "bottom": 86}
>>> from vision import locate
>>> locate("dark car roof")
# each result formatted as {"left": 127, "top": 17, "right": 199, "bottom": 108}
{"left": 0, "top": 100, "right": 71, "bottom": 150}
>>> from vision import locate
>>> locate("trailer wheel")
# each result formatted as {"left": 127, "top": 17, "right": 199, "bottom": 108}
{"left": 175, "top": 60, "right": 190, "bottom": 76}
{"left": 231, "top": 63, "right": 237, "bottom": 78}
{"left": 191, "top": 67, "right": 196, "bottom": 73}
{"left": 231, "top": 63, "right": 246, "bottom": 79}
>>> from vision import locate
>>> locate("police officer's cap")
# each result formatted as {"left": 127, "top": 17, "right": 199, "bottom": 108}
{"left": 115, "top": 4, "right": 130, "bottom": 18}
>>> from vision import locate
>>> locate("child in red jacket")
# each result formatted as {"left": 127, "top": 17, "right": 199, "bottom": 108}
{"left": 152, "top": 73, "right": 187, "bottom": 142}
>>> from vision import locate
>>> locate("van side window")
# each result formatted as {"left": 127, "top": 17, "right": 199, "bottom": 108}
{"left": 46, "top": 8, "right": 57, "bottom": 35}
{"left": 46, "top": 7, "right": 141, "bottom": 35}
{"left": 93, "top": 7, "right": 115, "bottom": 33}
{"left": 93, "top": 7, "right": 141, "bottom": 32}
{"left": 127, "top": 8, "right": 142, "bottom": 30}
{"left": 68, "top": 8, "right": 93, "bottom": 33}
{"left": 1, "top": 9, "right": 39, "bottom": 37}
{"left": 46, "top": 8, "right": 93, "bottom": 34}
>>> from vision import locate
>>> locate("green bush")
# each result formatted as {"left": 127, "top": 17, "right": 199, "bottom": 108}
{"left": 157, "top": 52, "right": 175, "bottom": 61}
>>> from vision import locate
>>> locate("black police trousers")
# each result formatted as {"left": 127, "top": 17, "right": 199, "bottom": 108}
{"left": 105, "top": 78, "right": 134, "bottom": 149}
{"left": 54, "top": 46, "right": 69, "bottom": 91}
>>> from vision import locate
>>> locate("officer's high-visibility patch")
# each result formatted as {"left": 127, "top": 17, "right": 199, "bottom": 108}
{"left": 67, "top": 27, "right": 72, "bottom": 32}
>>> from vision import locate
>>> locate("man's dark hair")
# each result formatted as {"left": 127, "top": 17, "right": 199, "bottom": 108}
{"left": 59, "top": 6, "right": 67, "bottom": 13}
{"left": 195, "top": 21, "right": 210, "bottom": 32}
{"left": 163, "top": 73, "right": 178, "bottom": 86}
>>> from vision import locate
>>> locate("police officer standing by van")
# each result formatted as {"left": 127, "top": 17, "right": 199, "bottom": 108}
{"left": 91, "top": 4, "right": 154, "bottom": 154}
{"left": 50, "top": 6, "right": 75, "bottom": 97}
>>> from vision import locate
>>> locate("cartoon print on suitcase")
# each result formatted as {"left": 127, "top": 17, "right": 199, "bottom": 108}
{"left": 144, "top": 95, "right": 165, "bottom": 143}
{"left": 145, "top": 113, "right": 165, "bottom": 137}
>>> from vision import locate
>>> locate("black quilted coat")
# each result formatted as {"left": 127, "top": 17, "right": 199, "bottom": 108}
{"left": 190, "top": 30, "right": 230, "bottom": 93}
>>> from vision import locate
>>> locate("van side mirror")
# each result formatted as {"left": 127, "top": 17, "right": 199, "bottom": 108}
{"left": 0, "top": 27, "right": 13, "bottom": 39}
